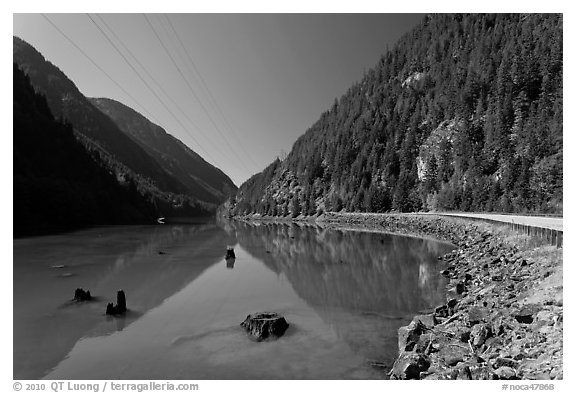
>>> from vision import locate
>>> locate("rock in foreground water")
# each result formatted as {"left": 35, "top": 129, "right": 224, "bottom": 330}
{"left": 240, "top": 312, "right": 289, "bottom": 341}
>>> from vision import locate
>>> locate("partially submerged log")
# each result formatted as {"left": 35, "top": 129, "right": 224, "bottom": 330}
{"left": 240, "top": 312, "right": 289, "bottom": 341}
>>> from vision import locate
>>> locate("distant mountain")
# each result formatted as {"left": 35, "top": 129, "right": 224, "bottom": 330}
{"left": 13, "top": 36, "right": 235, "bottom": 205}
{"left": 89, "top": 97, "right": 236, "bottom": 204}
{"left": 12, "top": 36, "right": 189, "bottom": 195}
{"left": 14, "top": 63, "right": 200, "bottom": 236}
{"left": 228, "top": 14, "right": 563, "bottom": 217}
{"left": 14, "top": 61, "right": 213, "bottom": 237}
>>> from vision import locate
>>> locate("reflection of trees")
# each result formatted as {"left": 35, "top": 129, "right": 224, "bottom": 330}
{"left": 234, "top": 222, "right": 452, "bottom": 315}
{"left": 92, "top": 224, "right": 236, "bottom": 311}
{"left": 232, "top": 222, "right": 453, "bottom": 370}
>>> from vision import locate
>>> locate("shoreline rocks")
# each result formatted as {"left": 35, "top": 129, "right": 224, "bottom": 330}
{"left": 348, "top": 214, "right": 563, "bottom": 380}
{"left": 233, "top": 212, "right": 563, "bottom": 380}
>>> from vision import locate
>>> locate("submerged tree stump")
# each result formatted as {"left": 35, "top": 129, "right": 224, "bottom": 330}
{"left": 240, "top": 312, "right": 289, "bottom": 341}
{"left": 106, "top": 290, "right": 127, "bottom": 315}
{"left": 73, "top": 288, "right": 92, "bottom": 302}
{"left": 225, "top": 247, "right": 236, "bottom": 259}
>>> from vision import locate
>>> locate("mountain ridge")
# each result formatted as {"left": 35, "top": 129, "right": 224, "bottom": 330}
{"left": 12, "top": 36, "right": 188, "bottom": 195}
{"left": 14, "top": 63, "right": 163, "bottom": 236}
{"left": 13, "top": 36, "right": 236, "bottom": 205}
{"left": 89, "top": 97, "right": 236, "bottom": 204}
{"left": 227, "top": 14, "right": 563, "bottom": 217}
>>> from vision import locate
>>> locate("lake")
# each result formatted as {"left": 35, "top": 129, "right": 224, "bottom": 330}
{"left": 13, "top": 221, "right": 454, "bottom": 379}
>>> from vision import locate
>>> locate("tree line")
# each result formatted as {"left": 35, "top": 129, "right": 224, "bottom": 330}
{"left": 229, "top": 14, "right": 562, "bottom": 217}
{"left": 14, "top": 64, "right": 210, "bottom": 237}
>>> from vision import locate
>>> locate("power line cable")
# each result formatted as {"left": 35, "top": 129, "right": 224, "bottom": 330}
{"left": 40, "top": 13, "right": 159, "bottom": 124}
{"left": 94, "top": 14, "right": 224, "bottom": 161}
{"left": 148, "top": 14, "right": 252, "bottom": 174}
{"left": 163, "top": 14, "right": 261, "bottom": 171}
{"left": 143, "top": 14, "right": 253, "bottom": 175}
{"left": 86, "top": 14, "right": 218, "bottom": 165}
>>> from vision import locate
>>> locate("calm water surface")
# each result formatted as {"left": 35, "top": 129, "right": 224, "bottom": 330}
{"left": 13, "top": 221, "right": 453, "bottom": 379}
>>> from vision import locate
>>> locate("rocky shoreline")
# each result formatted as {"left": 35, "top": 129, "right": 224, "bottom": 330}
{"left": 235, "top": 212, "right": 563, "bottom": 380}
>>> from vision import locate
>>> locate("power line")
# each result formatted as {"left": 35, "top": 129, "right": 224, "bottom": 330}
{"left": 40, "top": 14, "right": 159, "bottom": 124}
{"left": 163, "top": 14, "right": 261, "bottom": 171}
{"left": 146, "top": 14, "right": 252, "bottom": 173}
{"left": 154, "top": 17, "right": 223, "bottom": 145}
{"left": 94, "top": 14, "right": 224, "bottom": 161}
{"left": 86, "top": 14, "right": 218, "bottom": 165}
{"left": 143, "top": 14, "right": 254, "bottom": 175}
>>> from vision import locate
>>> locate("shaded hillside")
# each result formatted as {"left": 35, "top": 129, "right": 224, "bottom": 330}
{"left": 13, "top": 36, "right": 189, "bottom": 196}
{"left": 13, "top": 64, "right": 210, "bottom": 237}
{"left": 90, "top": 97, "right": 236, "bottom": 204}
{"left": 13, "top": 64, "right": 150, "bottom": 235}
{"left": 229, "top": 14, "right": 562, "bottom": 216}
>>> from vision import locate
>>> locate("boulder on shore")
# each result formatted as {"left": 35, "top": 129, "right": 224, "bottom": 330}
{"left": 398, "top": 320, "right": 426, "bottom": 352}
{"left": 240, "top": 312, "right": 289, "bottom": 341}
{"left": 391, "top": 352, "right": 431, "bottom": 380}
{"left": 514, "top": 304, "right": 540, "bottom": 324}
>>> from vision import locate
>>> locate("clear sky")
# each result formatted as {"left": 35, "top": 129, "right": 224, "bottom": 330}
{"left": 13, "top": 13, "right": 424, "bottom": 186}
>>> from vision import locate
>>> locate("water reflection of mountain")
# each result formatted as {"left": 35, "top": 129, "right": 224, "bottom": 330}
{"left": 235, "top": 222, "right": 453, "bottom": 315}
{"left": 234, "top": 222, "right": 453, "bottom": 369}
{"left": 88, "top": 224, "right": 236, "bottom": 312}
{"left": 13, "top": 224, "right": 235, "bottom": 379}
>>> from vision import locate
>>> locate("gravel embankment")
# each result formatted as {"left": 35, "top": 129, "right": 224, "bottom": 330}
{"left": 316, "top": 212, "right": 563, "bottom": 380}
{"left": 421, "top": 212, "right": 563, "bottom": 231}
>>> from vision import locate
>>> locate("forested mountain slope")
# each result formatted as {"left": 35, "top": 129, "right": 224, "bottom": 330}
{"left": 14, "top": 64, "right": 209, "bottom": 236}
{"left": 13, "top": 36, "right": 188, "bottom": 195}
{"left": 13, "top": 36, "right": 235, "bottom": 205}
{"left": 90, "top": 97, "right": 236, "bottom": 204}
{"left": 229, "top": 14, "right": 562, "bottom": 217}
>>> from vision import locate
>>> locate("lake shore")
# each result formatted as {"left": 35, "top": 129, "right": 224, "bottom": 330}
{"left": 232, "top": 212, "right": 563, "bottom": 380}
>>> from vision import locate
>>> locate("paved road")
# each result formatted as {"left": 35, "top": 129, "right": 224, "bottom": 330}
{"left": 424, "top": 212, "right": 563, "bottom": 231}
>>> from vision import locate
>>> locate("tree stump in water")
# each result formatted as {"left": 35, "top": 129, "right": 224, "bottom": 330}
{"left": 74, "top": 288, "right": 92, "bottom": 302}
{"left": 240, "top": 312, "right": 289, "bottom": 341}
{"left": 106, "top": 290, "right": 127, "bottom": 315}
{"left": 117, "top": 290, "right": 127, "bottom": 313}
{"left": 225, "top": 247, "right": 236, "bottom": 259}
